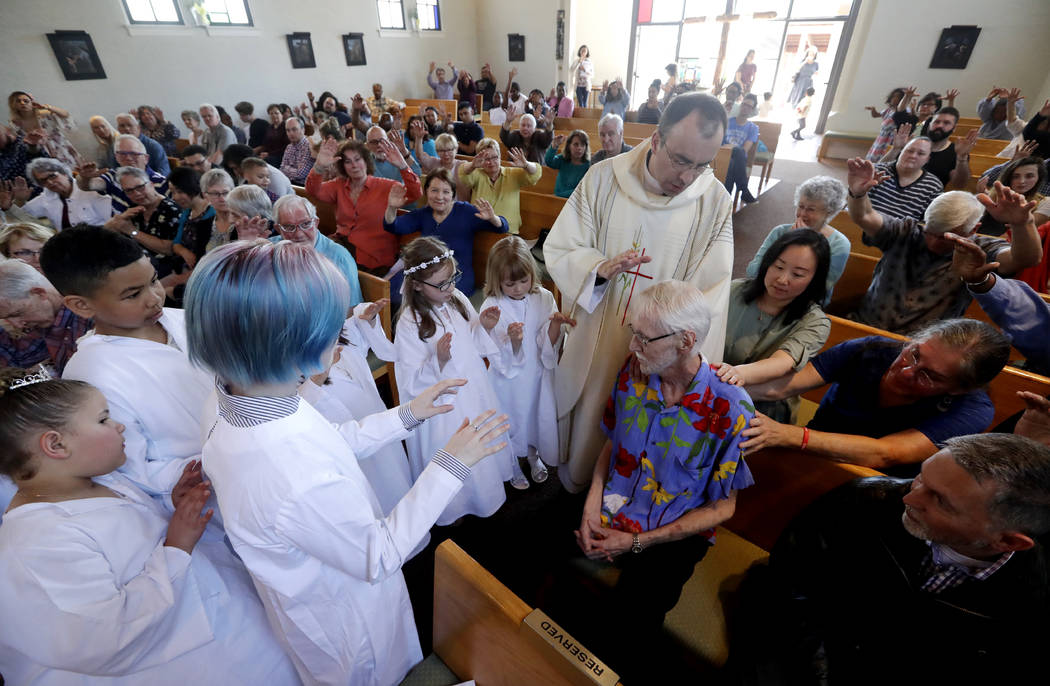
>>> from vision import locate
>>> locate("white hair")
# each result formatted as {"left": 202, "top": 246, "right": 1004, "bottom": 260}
{"left": 113, "top": 133, "right": 146, "bottom": 154}
{"left": 115, "top": 111, "right": 138, "bottom": 125}
{"left": 519, "top": 113, "right": 536, "bottom": 128}
{"left": 227, "top": 184, "right": 274, "bottom": 220}
{"left": 924, "top": 191, "right": 984, "bottom": 236}
{"left": 199, "top": 103, "right": 218, "bottom": 115}
{"left": 274, "top": 194, "right": 317, "bottom": 223}
{"left": 200, "top": 168, "right": 234, "bottom": 192}
{"left": 598, "top": 113, "right": 624, "bottom": 132}
{"left": 0, "top": 259, "right": 52, "bottom": 303}
{"left": 366, "top": 125, "right": 387, "bottom": 140}
{"left": 115, "top": 166, "right": 150, "bottom": 184}
{"left": 629, "top": 280, "right": 711, "bottom": 356}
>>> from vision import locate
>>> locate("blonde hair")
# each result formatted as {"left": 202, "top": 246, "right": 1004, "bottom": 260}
{"left": 475, "top": 137, "right": 500, "bottom": 156}
{"left": 483, "top": 235, "right": 541, "bottom": 298}
{"left": 88, "top": 115, "right": 116, "bottom": 146}
{"left": 434, "top": 132, "right": 458, "bottom": 151}
{"left": 0, "top": 223, "right": 55, "bottom": 257}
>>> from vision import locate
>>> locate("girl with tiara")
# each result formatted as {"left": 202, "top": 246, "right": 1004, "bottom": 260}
{"left": 184, "top": 239, "right": 507, "bottom": 686}
{"left": 395, "top": 236, "right": 517, "bottom": 520}
{"left": 481, "top": 235, "right": 576, "bottom": 487}
{"left": 0, "top": 368, "right": 300, "bottom": 685}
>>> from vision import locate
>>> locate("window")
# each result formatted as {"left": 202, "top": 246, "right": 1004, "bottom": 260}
{"left": 202, "top": 0, "right": 253, "bottom": 26}
{"left": 376, "top": 0, "right": 406, "bottom": 29}
{"left": 121, "top": 0, "right": 182, "bottom": 24}
{"left": 417, "top": 0, "right": 441, "bottom": 31}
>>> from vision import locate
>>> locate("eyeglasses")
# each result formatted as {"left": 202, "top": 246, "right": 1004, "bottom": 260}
{"left": 115, "top": 150, "right": 146, "bottom": 158}
{"left": 420, "top": 269, "right": 462, "bottom": 292}
{"left": 341, "top": 157, "right": 364, "bottom": 165}
{"left": 660, "top": 141, "right": 709, "bottom": 174}
{"left": 204, "top": 189, "right": 230, "bottom": 198}
{"left": 628, "top": 324, "right": 679, "bottom": 347}
{"left": 899, "top": 344, "right": 949, "bottom": 389}
{"left": 121, "top": 181, "right": 149, "bottom": 195}
{"left": 278, "top": 219, "right": 316, "bottom": 234}
{"left": 10, "top": 249, "right": 41, "bottom": 259}
{"left": 36, "top": 172, "right": 62, "bottom": 183}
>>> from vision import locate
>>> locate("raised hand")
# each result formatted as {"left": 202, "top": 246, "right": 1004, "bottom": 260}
{"left": 845, "top": 157, "right": 888, "bottom": 196}
{"left": 378, "top": 138, "right": 408, "bottom": 169}
{"left": 1012, "top": 140, "right": 1039, "bottom": 161}
{"left": 437, "top": 332, "right": 453, "bottom": 369}
{"left": 76, "top": 161, "right": 105, "bottom": 180}
{"left": 23, "top": 128, "right": 45, "bottom": 146}
{"left": 944, "top": 88, "right": 959, "bottom": 103}
{"left": 388, "top": 129, "right": 410, "bottom": 156}
{"left": 447, "top": 60, "right": 455, "bottom": 69}
{"left": 479, "top": 305, "right": 500, "bottom": 331}
{"left": 987, "top": 85, "right": 1003, "bottom": 100}
{"left": 507, "top": 147, "right": 530, "bottom": 169}
{"left": 307, "top": 90, "right": 315, "bottom": 104}
{"left": 409, "top": 377, "right": 468, "bottom": 419}
{"left": 954, "top": 129, "right": 979, "bottom": 158}
{"left": 316, "top": 137, "right": 339, "bottom": 168}
{"left": 237, "top": 215, "right": 270, "bottom": 240}
{"left": 1007, "top": 87, "right": 1023, "bottom": 103}
{"left": 552, "top": 133, "right": 567, "bottom": 149}
{"left": 0, "top": 179, "right": 12, "bottom": 210}
{"left": 11, "top": 176, "right": 29, "bottom": 204}
{"left": 429, "top": 61, "right": 436, "bottom": 72}
{"left": 171, "top": 460, "right": 207, "bottom": 510}
{"left": 359, "top": 297, "right": 390, "bottom": 323}
{"left": 441, "top": 411, "right": 510, "bottom": 468}
{"left": 164, "top": 482, "right": 213, "bottom": 554}
{"left": 410, "top": 119, "right": 426, "bottom": 140}
{"left": 548, "top": 312, "right": 576, "bottom": 345}
{"left": 946, "top": 232, "right": 998, "bottom": 284}
{"left": 597, "top": 249, "right": 652, "bottom": 281}
{"left": 509, "top": 67, "right": 518, "bottom": 79}
{"left": 473, "top": 198, "right": 497, "bottom": 224}
{"left": 1015, "top": 391, "right": 1050, "bottom": 446}
{"left": 978, "top": 181, "right": 1037, "bottom": 227}
{"left": 891, "top": 122, "right": 912, "bottom": 149}
{"left": 387, "top": 183, "right": 408, "bottom": 208}
{"left": 352, "top": 93, "right": 366, "bottom": 112}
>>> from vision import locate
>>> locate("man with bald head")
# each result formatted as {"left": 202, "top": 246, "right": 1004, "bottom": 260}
{"left": 364, "top": 126, "right": 421, "bottom": 181}
{"left": 544, "top": 92, "right": 734, "bottom": 492}
{"left": 115, "top": 111, "right": 169, "bottom": 175}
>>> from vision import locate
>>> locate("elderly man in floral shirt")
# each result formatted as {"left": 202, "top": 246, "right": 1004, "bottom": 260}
{"left": 574, "top": 279, "right": 754, "bottom": 680}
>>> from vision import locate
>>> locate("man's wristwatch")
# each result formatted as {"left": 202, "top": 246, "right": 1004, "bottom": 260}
{"left": 631, "top": 533, "right": 643, "bottom": 554}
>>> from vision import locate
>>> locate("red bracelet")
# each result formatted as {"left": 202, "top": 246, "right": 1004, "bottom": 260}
{"left": 800, "top": 427, "right": 810, "bottom": 451}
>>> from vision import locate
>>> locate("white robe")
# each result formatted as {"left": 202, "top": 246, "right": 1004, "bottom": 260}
{"left": 62, "top": 309, "right": 215, "bottom": 499}
{"left": 481, "top": 289, "right": 560, "bottom": 464}
{"left": 299, "top": 305, "right": 414, "bottom": 516}
{"left": 543, "top": 139, "right": 734, "bottom": 492}
{"left": 0, "top": 472, "right": 300, "bottom": 686}
{"left": 203, "top": 397, "right": 462, "bottom": 686}
{"left": 394, "top": 291, "right": 512, "bottom": 524}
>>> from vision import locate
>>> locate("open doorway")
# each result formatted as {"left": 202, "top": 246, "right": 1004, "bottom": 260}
{"left": 762, "top": 21, "right": 846, "bottom": 135}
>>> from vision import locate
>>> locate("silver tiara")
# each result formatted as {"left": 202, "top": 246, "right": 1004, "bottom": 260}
{"left": 10, "top": 368, "right": 53, "bottom": 390}
{"left": 404, "top": 249, "right": 454, "bottom": 276}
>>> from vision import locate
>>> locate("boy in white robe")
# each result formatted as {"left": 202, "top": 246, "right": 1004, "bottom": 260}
{"left": 544, "top": 92, "right": 735, "bottom": 493}
{"left": 40, "top": 226, "right": 214, "bottom": 500}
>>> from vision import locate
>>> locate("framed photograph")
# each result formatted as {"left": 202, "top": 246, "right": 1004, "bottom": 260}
{"left": 46, "top": 31, "right": 106, "bottom": 81}
{"left": 287, "top": 32, "right": 316, "bottom": 69}
{"left": 929, "top": 26, "right": 981, "bottom": 69}
{"left": 343, "top": 33, "right": 366, "bottom": 66}
{"left": 508, "top": 33, "right": 525, "bottom": 62}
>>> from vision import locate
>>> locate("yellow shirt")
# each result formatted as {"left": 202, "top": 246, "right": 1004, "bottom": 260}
{"left": 458, "top": 164, "right": 542, "bottom": 234}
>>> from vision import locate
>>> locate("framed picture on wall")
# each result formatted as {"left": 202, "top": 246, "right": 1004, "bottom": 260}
{"left": 287, "top": 32, "right": 316, "bottom": 69}
{"left": 343, "top": 33, "right": 366, "bottom": 66}
{"left": 46, "top": 31, "right": 106, "bottom": 81}
{"left": 929, "top": 26, "right": 981, "bottom": 69}
{"left": 508, "top": 34, "right": 525, "bottom": 62}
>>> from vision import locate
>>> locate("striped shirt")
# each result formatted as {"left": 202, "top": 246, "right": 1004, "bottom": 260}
{"left": 868, "top": 162, "right": 943, "bottom": 222}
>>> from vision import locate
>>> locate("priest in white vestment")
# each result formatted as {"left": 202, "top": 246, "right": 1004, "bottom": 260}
{"left": 544, "top": 93, "right": 734, "bottom": 492}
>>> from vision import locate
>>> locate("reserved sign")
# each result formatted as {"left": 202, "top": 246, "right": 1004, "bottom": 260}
{"left": 521, "top": 609, "right": 620, "bottom": 686}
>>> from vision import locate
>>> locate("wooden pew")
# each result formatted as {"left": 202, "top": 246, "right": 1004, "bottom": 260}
{"left": 404, "top": 98, "right": 457, "bottom": 117}
{"left": 829, "top": 212, "right": 881, "bottom": 258}
{"left": 826, "top": 251, "right": 877, "bottom": 314}
{"left": 175, "top": 138, "right": 189, "bottom": 154}
{"left": 952, "top": 136, "right": 1007, "bottom": 157}
{"left": 519, "top": 191, "right": 566, "bottom": 241}
{"left": 574, "top": 107, "right": 603, "bottom": 119}
{"left": 957, "top": 116, "right": 982, "bottom": 128}
{"left": 357, "top": 272, "right": 398, "bottom": 405}
{"left": 969, "top": 153, "right": 1006, "bottom": 177}
{"left": 292, "top": 185, "right": 337, "bottom": 236}
{"left": 433, "top": 540, "right": 623, "bottom": 685}
{"left": 712, "top": 144, "right": 734, "bottom": 186}
{"left": 532, "top": 166, "right": 558, "bottom": 195}
{"left": 752, "top": 120, "right": 782, "bottom": 194}
{"left": 804, "top": 314, "right": 1050, "bottom": 428}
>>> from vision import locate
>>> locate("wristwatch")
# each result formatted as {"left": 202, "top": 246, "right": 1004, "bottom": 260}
{"left": 631, "top": 533, "right": 643, "bottom": 554}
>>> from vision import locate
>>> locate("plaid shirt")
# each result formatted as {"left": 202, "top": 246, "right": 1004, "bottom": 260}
{"left": 0, "top": 306, "right": 92, "bottom": 374}
{"left": 918, "top": 542, "right": 1014, "bottom": 594}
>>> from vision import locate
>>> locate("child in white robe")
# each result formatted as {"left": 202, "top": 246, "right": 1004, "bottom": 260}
{"left": 395, "top": 236, "right": 516, "bottom": 523}
{"left": 40, "top": 226, "right": 214, "bottom": 499}
{"left": 0, "top": 369, "right": 300, "bottom": 685}
{"left": 481, "top": 236, "right": 575, "bottom": 487}
{"left": 183, "top": 239, "right": 508, "bottom": 686}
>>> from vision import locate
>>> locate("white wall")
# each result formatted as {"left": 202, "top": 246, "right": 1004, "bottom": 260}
{"left": 0, "top": 0, "right": 481, "bottom": 155}
{"left": 475, "top": 0, "right": 564, "bottom": 101}
{"left": 572, "top": 0, "right": 632, "bottom": 89}
{"left": 826, "top": 0, "right": 1050, "bottom": 134}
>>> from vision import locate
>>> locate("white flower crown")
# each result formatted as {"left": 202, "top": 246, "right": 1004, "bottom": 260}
{"left": 404, "top": 249, "right": 454, "bottom": 276}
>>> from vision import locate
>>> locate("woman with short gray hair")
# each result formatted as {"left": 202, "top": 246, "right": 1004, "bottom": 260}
{"left": 196, "top": 168, "right": 236, "bottom": 254}
{"left": 746, "top": 175, "right": 851, "bottom": 302}
{"left": 226, "top": 184, "right": 275, "bottom": 241}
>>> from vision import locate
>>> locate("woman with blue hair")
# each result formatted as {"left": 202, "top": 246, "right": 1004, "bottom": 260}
{"left": 184, "top": 239, "right": 509, "bottom": 686}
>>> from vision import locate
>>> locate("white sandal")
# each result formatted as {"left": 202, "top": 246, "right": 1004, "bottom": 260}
{"left": 528, "top": 456, "right": 548, "bottom": 483}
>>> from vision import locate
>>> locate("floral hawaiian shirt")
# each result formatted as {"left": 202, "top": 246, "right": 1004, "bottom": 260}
{"left": 599, "top": 358, "right": 755, "bottom": 538}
